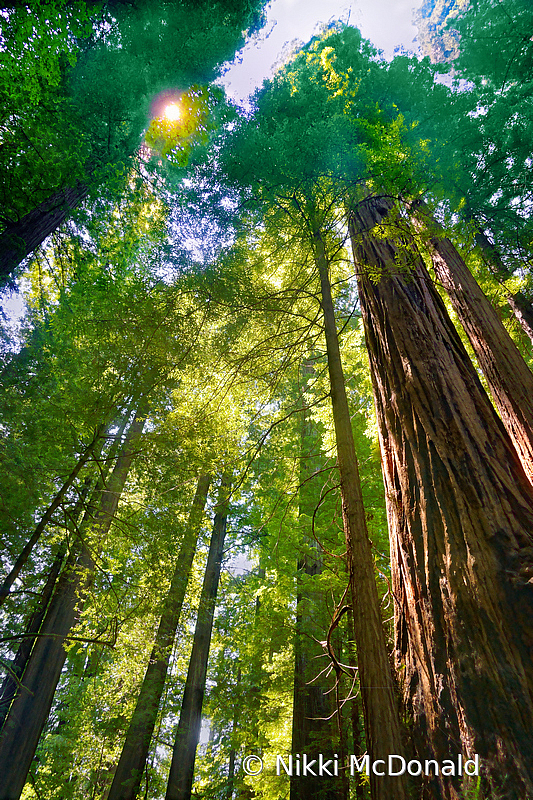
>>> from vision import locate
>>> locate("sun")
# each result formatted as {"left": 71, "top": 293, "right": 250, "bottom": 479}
{"left": 164, "top": 103, "right": 181, "bottom": 121}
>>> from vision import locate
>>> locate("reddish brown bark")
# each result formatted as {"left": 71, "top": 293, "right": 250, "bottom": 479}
{"left": 412, "top": 200, "right": 533, "bottom": 486}
{"left": 312, "top": 215, "right": 408, "bottom": 800}
{"left": 0, "top": 182, "right": 88, "bottom": 284}
{"left": 350, "top": 195, "right": 533, "bottom": 800}
{"left": 507, "top": 291, "right": 533, "bottom": 344}
{"left": 472, "top": 227, "right": 533, "bottom": 345}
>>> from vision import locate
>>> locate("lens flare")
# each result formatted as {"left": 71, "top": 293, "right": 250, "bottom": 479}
{"left": 164, "top": 103, "right": 181, "bottom": 121}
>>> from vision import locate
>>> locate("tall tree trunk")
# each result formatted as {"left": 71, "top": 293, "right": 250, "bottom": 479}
{"left": 347, "top": 609, "right": 366, "bottom": 800}
{"left": 412, "top": 199, "right": 533, "bottom": 485}
{"left": 0, "top": 423, "right": 107, "bottom": 607}
{"left": 238, "top": 565, "right": 265, "bottom": 800}
{"left": 350, "top": 195, "right": 533, "bottom": 800}
{"left": 291, "top": 360, "right": 339, "bottom": 800}
{"left": 471, "top": 224, "right": 533, "bottom": 345}
{"left": 0, "top": 544, "right": 93, "bottom": 800}
{"left": 0, "top": 409, "right": 146, "bottom": 800}
{"left": 311, "top": 215, "right": 408, "bottom": 800}
{"left": 108, "top": 474, "right": 211, "bottom": 800}
{"left": 507, "top": 291, "right": 533, "bottom": 344}
{"left": 225, "top": 665, "right": 243, "bottom": 800}
{"left": 0, "top": 477, "right": 92, "bottom": 727}
{"left": 0, "top": 182, "right": 89, "bottom": 284}
{"left": 165, "top": 477, "right": 231, "bottom": 800}
{"left": 0, "top": 541, "right": 66, "bottom": 730}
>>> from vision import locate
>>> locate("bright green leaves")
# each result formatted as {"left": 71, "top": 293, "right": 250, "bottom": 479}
{"left": 226, "top": 25, "right": 376, "bottom": 197}
{"left": 0, "top": 0, "right": 270, "bottom": 283}
{"left": 0, "top": 0, "right": 94, "bottom": 109}
{"left": 145, "top": 86, "right": 212, "bottom": 166}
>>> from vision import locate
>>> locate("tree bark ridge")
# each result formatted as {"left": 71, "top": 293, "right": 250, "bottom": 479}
{"left": 350, "top": 195, "right": 533, "bottom": 800}
{"left": 312, "top": 215, "right": 408, "bottom": 800}
{"left": 412, "top": 200, "right": 533, "bottom": 486}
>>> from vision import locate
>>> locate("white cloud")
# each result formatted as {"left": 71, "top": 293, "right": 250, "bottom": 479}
{"left": 221, "top": 0, "right": 421, "bottom": 102}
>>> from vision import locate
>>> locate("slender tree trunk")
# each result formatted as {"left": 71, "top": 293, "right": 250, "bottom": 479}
{"left": 507, "top": 291, "right": 533, "bottom": 343}
{"left": 0, "top": 182, "right": 89, "bottom": 284}
{"left": 0, "top": 541, "right": 66, "bottom": 730}
{"left": 311, "top": 215, "right": 408, "bottom": 800}
{"left": 0, "top": 410, "right": 146, "bottom": 800}
{"left": 471, "top": 225, "right": 533, "bottom": 344}
{"left": 350, "top": 195, "right": 533, "bottom": 800}
{"left": 0, "top": 423, "right": 107, "bottom": 607}
{"left": 165, "top": 477, "right": 231, "bottom": 800}
{"left": 0, "top": 477, "right": 92, "bottom": 726}
{"left": 238, "top": 565, "right": 265, "bottom": 800}
{"left": 347, "top": 609, "right": 366, "bottom": 800}
{"left": 291, "top": 360, "right": 339, "bottom": 800}
{"left": 412, "top": 199, "right": 533, "bottom": 486}
{"left": 291, "top": 556, "right": 336, "bottom": 796}
{"left": 0, "top": 474, "right": 93, "bottom": 727}
{"left": 225, "top": 665, "right": 242, "bottom": 800}
{"left": 0, "top": 544, "right": 93, "bottom": 800}
{"left": 108, "top": 474, "right": 211, "bottom": 800}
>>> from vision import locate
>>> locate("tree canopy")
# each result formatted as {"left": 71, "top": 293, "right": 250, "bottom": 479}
{"left": 1, "top": 3, "right": 533, "bottom": 800}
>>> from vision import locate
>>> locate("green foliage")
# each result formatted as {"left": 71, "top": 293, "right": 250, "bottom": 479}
{"left": 0, "top": 0, "right": 269, "bottom": 280}
{"left": 3, "top": 5, "right": 533, "bottom": 800}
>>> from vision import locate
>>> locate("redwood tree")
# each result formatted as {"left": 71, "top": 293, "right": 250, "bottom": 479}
{"left": 350, "top": 194, "right": 533, "bottom": 800}
{"left": 411, "top": 200, "right": 533, "bottom": 486}
{"left": 108, "top": 473, "right": 211, "bottom": 800}
{"left": 0, "top": 407, "right": 147, "bottom": 800}
{"left": 0, "top": 0, "right": 268, "bottom": 284}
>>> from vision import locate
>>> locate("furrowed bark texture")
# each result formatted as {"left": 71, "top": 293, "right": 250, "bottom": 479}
{"left": 413, "top": 201, "right": 533, "bottom": 486}
{"left": 312, "top": 220, "right": 408, "bottom": 800}
{"left": 0, "top": 182, "right": 88, "bottom": 284}
{"left": 291, "top": 363, "right": 339, "bottom": 800}
{"left": 165, "top": 478, "right": 230, "bottom": 800}
{"left": 350, "top": 196, "right": 533, "bottom": 800}
{"left": 108, "top": 474, "right": 211, "bottom": 800}
{"left": 0, "top": 411, "right": 146, "bottom": 800}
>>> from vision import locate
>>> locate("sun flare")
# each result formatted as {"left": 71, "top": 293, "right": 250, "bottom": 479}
{"left": 164, "top": 103, "right": 181, "bottom": 121}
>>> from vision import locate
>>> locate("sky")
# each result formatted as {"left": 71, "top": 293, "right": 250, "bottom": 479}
{"left": 221, "top": 0, "right": 421, "bottom": 102}
{"left": 1, "top": 0, "right": 421, "bottom": 326}
{"left": 218, "top": 0, "right": 422, "bottom": 583}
